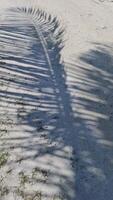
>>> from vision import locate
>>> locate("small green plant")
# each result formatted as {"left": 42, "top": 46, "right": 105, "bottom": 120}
{"left": 15, "top": 187, "right": 24, "bottom": 198}
{"left": 24, "top": 192, "right": 42, "bottom": 200}
{"left": 19, "top": 171, "right": 30, "bottom": 186}
{"left": 33, "top": 191, "right": 42, "bottom": 200}
{"left": 53, "top": 195, "right": 64, "bottom": 200}
{"left": 15, "top": 188, "right": 42, "bottom": 200}
{"left": 0, "top": 82, "right": 4, "bottom": 87}
{"left": 0, "top": 177, "right": 9, "bottom": 198}
{"left": 0, "top": 186, "right": 9, "bottom": 197}
{"left": 0, "top": 129, "right": 8, "bottom": 137}
{"left": 0, "top": 152, "right": 9, "bottom": 168}
{"left": 32, "top": 167, "right": 49, "bottom": 183}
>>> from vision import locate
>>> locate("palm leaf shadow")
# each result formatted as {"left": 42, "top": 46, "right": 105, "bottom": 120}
{"left": 0, "top": 7, "right": 75, "bottom": 200}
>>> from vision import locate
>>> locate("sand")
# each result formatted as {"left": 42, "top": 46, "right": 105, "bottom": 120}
{"left": 0, "top": 0, "right": 113, "bottom": 199}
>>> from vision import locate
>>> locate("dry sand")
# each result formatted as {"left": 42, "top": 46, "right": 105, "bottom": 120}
{"left": 0, "top": 0, "right": 113, "bottom": 199}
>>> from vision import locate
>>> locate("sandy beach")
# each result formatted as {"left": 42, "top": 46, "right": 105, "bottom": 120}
{"left": 0, "top": 0, "right": 113, "bottom": 199}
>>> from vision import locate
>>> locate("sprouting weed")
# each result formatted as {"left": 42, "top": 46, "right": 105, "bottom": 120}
{"left": 19, "top": 171, "right": 30, "bottom": 186}
{"left": 0, "top": 152, "right": 9, "bottom": 168}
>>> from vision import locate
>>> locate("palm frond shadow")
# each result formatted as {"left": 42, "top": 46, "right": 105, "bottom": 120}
{"left": 66, "top": 43, "right": 113, "bottom": 200}
{"left": 0, "top": 7, "right": 75, "bottom": 200}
